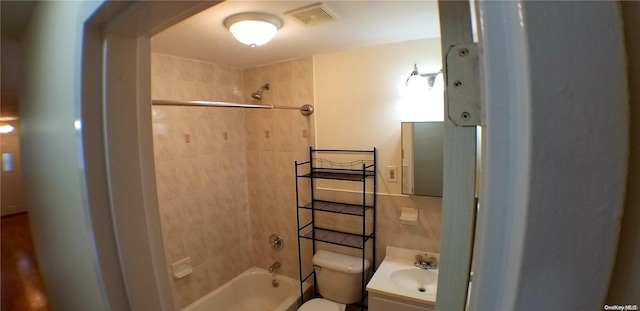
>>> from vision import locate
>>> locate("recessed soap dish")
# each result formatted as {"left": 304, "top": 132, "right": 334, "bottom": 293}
{"left": 399, "top": 207, "right": 418, "bottom": 225}
{"left": 172, "top": 257, "right": 193, "bottom": 279}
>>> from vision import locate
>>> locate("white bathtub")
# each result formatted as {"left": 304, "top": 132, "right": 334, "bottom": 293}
{"left": 182, "top": 267, "right": 311, "bottom": 311}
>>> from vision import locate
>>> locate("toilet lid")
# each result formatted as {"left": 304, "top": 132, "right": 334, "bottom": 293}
{"left": 298, "top": 298, "right": 341, "bottom": 311}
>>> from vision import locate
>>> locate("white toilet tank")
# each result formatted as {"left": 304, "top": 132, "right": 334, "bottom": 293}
{"left": 312, "top": 250, "right": 371, "bottom": 304}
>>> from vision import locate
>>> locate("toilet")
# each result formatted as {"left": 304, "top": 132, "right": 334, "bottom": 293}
{"left": 298, "top": 250, "right": 371, "bottom": 311}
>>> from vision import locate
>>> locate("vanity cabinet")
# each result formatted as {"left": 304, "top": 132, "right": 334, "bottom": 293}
{"left": 294, "top": 147, "right": 377, "bottom": 311}
{"left": 369, "top": 292, "right": 435, "bottom": 311}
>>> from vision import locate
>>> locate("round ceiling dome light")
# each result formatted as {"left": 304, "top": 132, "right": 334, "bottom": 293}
{"left": 224, "top": 13, "right": 282, "bottom": 47}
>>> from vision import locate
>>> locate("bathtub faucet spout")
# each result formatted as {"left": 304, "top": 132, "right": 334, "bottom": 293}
{"left": 269, "top": 261, "right": 281, "bottom": 273}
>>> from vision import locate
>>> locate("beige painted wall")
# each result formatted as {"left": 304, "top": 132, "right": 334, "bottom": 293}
{"left": 314, "top": 38, "right": 443, "bottom": 195}
{"left": 312, "top": 39, "right": 444, "bottom": 267}
{"left": 20, "top": 1, "right": 112, "bottom": 309}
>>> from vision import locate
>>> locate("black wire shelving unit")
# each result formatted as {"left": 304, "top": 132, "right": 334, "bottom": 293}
{"left": 295, "top": 147, "right": 377, "bottom": 311}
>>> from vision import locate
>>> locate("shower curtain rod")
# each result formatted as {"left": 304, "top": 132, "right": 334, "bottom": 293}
{"left": 152, "top": 99, "right": 314, "bottom": 116}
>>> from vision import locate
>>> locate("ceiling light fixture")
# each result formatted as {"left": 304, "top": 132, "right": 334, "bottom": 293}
{"left": 0, "top": 124, "right": 15, "bottom": 134}
{"left": 224, "top": 13, "right": 282, "bottom": 47}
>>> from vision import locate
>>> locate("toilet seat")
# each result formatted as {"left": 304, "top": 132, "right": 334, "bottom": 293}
{"left": 298, "top": 298, "right": 345, "bottom": 311}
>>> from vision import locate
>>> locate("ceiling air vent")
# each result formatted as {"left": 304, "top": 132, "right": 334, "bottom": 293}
{"left": 284, "top": 3, "right": 338, "bottom": 27}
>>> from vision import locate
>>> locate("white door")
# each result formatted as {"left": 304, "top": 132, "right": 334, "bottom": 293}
{"left": 434, "top": 1, "right": 479, "bottom": 310}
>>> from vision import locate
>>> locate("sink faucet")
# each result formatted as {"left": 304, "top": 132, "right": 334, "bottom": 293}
{"left": 414, "top": 254, "right": 438, "bottom": 270}
{"left": 269, "top": 261, "right": 281, "bottom": 273}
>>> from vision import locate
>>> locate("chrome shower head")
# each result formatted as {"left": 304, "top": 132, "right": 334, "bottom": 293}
{"left": 251, "top": 83, "right": 270, "bottom": 101}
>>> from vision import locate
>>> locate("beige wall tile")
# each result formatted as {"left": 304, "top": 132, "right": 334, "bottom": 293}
{"left": 164, "top": 236, "right": 186, "bottom": 263}
{"left": 245, "top": 153, "right": 261, "bottom": 182}
{"left": 152, "top": 53, "right": 176, "bottom": 79}
{"left": 243, "top": 57, "right": 315, "bottom": 281}
{"left": 176, "top": 57, "right": 197, "bottom": 81}
{"left": 205, "top": 223, "right": 226, "bottom": 258}
{"left": 292, "top": 57, "right": 312, "bottom": 80}
{"left": 173, "top": 121, "right": 199, "bottom": 158}
{"left": 177, "top": 159, "right": 203, "bottom": 196}
{"left": 291, "top": 78, "right": 313, "bottom": 105}
{"left": 206, "top": 254, "right": 226, "bottom": 290}
{"left": 183, "top": 227, "right": 210, "bottom": 267}
{"left": 158, "top": 199, "right": 186, "bottom": 241}
{"left": 199, "top": 62, "right": 217, "bottom": 83}
{"left": 152, "top": 53, "right": 254, "bottom": 307}
{"left": 151, "top": 77, "right": 172, "bottom": 99}
{"left": 155, "top": 160, "right": 181, "bottom": 202}
{"left": 152, "top": 122, "right": 177, "bottom": 161}
{"left": 273, "top": 61, "right": 293, "bottom": 82}
{"left": 198, "top": 156, "right": 219, "bottom": 190}
{"left": 181, "top": 194, "right": 205, "bottom": 229}
{"left": 173, "top": 276, "right": 195, "bottom": 309}
{"left": 271, "top": 80, "right": 293, "bottom": 106}
{"left": 243, "top": 68, "right": 257, "bottom": 88}
{"left": 190, "top": 263, "right": 214, "bottom": 299}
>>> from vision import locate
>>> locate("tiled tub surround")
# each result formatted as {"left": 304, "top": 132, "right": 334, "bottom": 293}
{"left": 152, "top": 53, "right": 244, "bottom": 102}
{"left": 243, "top": 57, "right": 315, "bottom": 281}
{"left": 151, "top": 53, "right": 315, "bottom": 308}
{"left": 152, "top": 104, "right": 253, "bottom": 308}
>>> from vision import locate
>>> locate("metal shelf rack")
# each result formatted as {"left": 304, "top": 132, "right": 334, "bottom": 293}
{"left": 295, "top": 147, "right": 376, "bottom": 311}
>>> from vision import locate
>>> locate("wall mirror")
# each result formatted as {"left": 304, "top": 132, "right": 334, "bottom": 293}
{"left": 401, "top": 122, "right": 444, "bottom": 196}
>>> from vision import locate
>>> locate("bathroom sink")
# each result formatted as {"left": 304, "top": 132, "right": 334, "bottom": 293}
{"left": 390, "top": 268, "right": 438, "bottom": 293}
{"left": 366, "top": 246, "right": 439, "bottom": 305}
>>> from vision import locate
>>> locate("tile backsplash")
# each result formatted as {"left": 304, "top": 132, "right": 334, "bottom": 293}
{"left": 312, "top": 189, "right": 441, "bottom": 269}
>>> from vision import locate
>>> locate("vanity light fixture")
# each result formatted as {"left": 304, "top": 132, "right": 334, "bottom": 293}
{"left": 406, "top": 63, "right": 442, "bottom": 89}
{"left": 224, "top": 13, "right": 282, "bottom": 47}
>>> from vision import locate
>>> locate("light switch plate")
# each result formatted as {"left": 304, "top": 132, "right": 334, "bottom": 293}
{"left": 387, "top": 166, "right": 398, "bottom": 183}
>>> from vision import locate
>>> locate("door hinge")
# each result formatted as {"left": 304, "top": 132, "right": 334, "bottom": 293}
{"left": 445, "top": 42, "right": 481, "bottom": 126}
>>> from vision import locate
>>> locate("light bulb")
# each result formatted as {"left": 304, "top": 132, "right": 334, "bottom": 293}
{"left": 0, "top": 124, "right": 15, "bottom": 134}
{"left": 224, "top": 13, "right": 282, "bottom": 47}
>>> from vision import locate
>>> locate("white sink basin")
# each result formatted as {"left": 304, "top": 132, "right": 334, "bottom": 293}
{"left": 390, "top": 268, "right": 438, "bottom": 293}
{"left": 366, "top": 247, "right": 439, "bottom": 305}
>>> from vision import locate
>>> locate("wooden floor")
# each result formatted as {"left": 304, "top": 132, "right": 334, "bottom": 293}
{"left": 1, "top": 213, "right": 49, "bottom": 311}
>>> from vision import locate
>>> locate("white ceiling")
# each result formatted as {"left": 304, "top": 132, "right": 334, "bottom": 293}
{"left": 151, "top": 1, "right": 441, "bottom": 69}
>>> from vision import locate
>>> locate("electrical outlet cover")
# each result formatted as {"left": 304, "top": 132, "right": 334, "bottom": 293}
{"left": 387, "top": 166, "right": 398, "bottom": 183}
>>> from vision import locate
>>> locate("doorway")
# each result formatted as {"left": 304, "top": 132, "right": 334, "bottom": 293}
{"left": 87, "top": 4, "right": 632, "bottom": 310}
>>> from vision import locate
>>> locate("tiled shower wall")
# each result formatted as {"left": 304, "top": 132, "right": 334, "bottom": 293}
{"left": 151, "top": 53, "right": 315, "bottom": 308}
{"left": 151, "top": 53, "right": 252, "bottom": 308}
{"left": 242, "top": 58, "right": 315, "bottom": 280}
